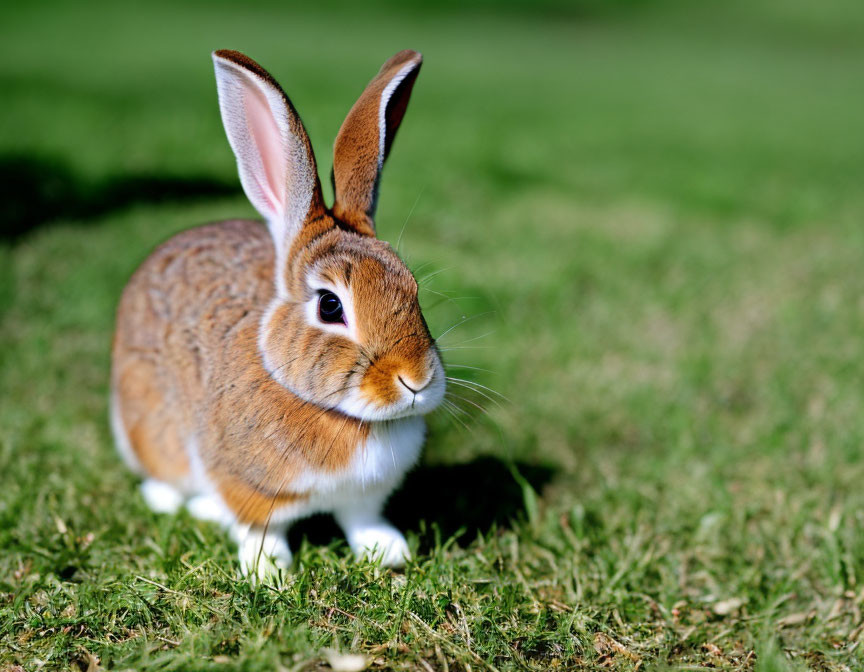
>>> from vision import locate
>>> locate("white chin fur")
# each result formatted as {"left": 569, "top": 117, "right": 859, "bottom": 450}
{"left": 336, "top": 367, "right": 446, "bottom": 421}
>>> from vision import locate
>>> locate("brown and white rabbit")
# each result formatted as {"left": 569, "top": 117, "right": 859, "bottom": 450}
{"left": 110, "top": 48, "right": 445, "bottom": 577}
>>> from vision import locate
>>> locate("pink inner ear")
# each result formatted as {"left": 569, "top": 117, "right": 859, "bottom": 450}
{"left": 244, "top": 85, "right": 286, "bottom": 217}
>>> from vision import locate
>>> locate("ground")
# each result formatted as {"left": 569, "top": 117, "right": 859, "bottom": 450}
{"left": 2, "top": 0, "right": 864, "bottom": 670}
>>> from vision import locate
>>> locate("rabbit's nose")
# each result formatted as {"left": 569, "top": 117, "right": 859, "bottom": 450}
{"left": 397, "top": 375, "right": 429, "bottom": 395}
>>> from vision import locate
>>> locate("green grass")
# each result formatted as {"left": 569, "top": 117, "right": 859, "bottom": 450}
{"left": 2, "top": 0, "right": 864, "bottom": 669}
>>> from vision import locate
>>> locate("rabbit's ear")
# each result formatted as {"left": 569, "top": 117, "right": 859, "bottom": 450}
{"left": 332, "top": 50, "right": 422, "bottom": 236}
{"left": 213, "top": 50, "right": 324, "bottom": 251}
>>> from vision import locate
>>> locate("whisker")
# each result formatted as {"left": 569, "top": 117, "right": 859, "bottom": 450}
{"left": 386, "top": 421, "right": 396, "bottom": 469}
{"left": 423, "top": 296, "right": 461, "bottom": 313}
{"left": 442, "top": 330, "right": 496, "bottom": 347}
{"left": 445, "top": 363, "right": 494, "bottom": 373}
{"left": 359, "top": 419, "right": 367, "bottom": 491}
{"left": 437, "top": 345, "right": 492, "bottom": 351}
{"left": 411, "top": 261, "right": 436, "bottom": 278}
{"left": 234, "top": 382, "right": 363, "bottom": 533}
{"left": 254, "top": 402, "right": 358, "bottom": 578}
{"left": 417, "top": 267, "right": 452, "bottom": 285}
{"left": 445, "top": 376, "right": 509, "bottom": 402}
{"left": 419, "top": 286, "right": 478, "bottom": 311}
{"left": 442, "top": 398, "right": 470, "bottom": 417}
{"left": 445, "top": 379, "right": 505, "bottom": 408}
{"left": 397, "top": 186, "right": 426, "bottom": 256}
{"left": 439, "top": 400, "right": 472, "bottom": 432}
{"left": 319, "top": 411, "right": 354, "bottom": 466}
{"left": 435, "top": 311, "right": 495, "bottom": 342}
{"left": 446, "top": 391, "right": 490, "bottom": 416}
{"left": 419, "top": 286, "right": 478, "bottom": 301}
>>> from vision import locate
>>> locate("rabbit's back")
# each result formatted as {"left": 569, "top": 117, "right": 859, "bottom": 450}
{"left": 111, "top": 219, "right": 274, "bottom": 488}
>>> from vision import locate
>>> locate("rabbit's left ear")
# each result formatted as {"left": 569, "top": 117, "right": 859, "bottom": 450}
{"left": 331, "top": 50, "right": 423, "bottom": 236}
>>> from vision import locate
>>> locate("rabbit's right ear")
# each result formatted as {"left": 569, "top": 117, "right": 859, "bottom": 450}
{"left": 331, "top": 50, "right": 423, "bottom": 237}
{"left": 213, "top": 50, "right": 324, "bottom": 257}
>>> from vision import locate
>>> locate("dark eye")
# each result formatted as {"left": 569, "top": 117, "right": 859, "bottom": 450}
{"left": 318, "top": 291, "right": 345, "bottom": 325}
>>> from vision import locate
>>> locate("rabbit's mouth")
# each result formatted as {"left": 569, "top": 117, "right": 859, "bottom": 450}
{"left": 334, "top": 357, "right": 446, "bottom": 422}
{"left": 395, "top": 370, "right": 447, "bottom": 417}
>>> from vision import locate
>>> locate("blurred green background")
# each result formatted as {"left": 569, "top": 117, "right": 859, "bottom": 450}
{"left": 2, "top": 0, "right": 864, "bottom": 669}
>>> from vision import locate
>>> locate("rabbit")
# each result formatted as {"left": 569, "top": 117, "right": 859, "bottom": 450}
{"left": 110, "top": 48, "right": 445, "bottom": 578}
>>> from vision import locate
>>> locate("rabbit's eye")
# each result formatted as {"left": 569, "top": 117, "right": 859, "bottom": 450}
{"left": 318, "top": 291, "right": 345, "bottom": 325}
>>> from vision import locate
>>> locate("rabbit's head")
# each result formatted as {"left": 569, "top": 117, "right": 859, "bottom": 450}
{"left": 213, "top": 49, "right": 444, "bottom": 421}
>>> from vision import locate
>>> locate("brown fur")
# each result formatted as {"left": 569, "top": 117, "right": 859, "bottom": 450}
{"left": 332, "top": 50, "right": 422, "bottom": 235}
{"left": 113, "top": 221, "right": 378, "bottom": 524}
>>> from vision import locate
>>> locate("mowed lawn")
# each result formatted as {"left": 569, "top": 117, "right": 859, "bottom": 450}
{"left": 2, "top": 0, "right": 864, "bottom": 669}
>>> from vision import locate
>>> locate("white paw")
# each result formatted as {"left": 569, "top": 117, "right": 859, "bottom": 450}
{"left": 140, "top": 479, "right": 184, "bottom": 514}
{"left": 235, "top": 527, "right": 292, "bottom": 582}
{"left": 347, "top": 524, "right": 411, "bottom": 568}
{"left": 186, "top": 493, "right": 234, "bottom": 526}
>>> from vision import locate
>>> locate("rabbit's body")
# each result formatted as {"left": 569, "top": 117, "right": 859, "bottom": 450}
{"left": 112, "top": 220, "right": 273, "bottom": 494}
{"left": 113, "top": 219, "right": 423, "bottom": 519}
{"left": 111, "top": 50, "right": 443, "bottom": 576}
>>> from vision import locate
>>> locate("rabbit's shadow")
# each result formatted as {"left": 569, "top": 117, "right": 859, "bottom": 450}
{"left": 289, "top": 456, "right": 555, "bottom": 553}
{"left": 0, "top": 153, "right": 238, "bottom": 242}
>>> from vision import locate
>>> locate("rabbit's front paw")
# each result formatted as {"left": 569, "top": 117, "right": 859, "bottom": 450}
{"left": 140, "top": 479, "right": 184, "bottom": 514}
{"left": 346, "top": 523, "right": 411, "bottom": 568}
{"left": 235, "top": 526, "right": 292, "bottom": 583}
